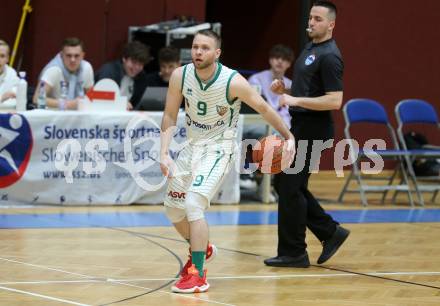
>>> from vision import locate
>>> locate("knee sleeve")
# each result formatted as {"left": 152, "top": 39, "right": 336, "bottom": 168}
{"left": 185, "top": 192, "right": 209, "bottom": 222}
{"left": 165, "top": 206, "right": 186, "bottom": 223}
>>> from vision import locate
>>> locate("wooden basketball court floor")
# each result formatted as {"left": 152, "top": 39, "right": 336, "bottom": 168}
{"left": 0, "top": 173, "right": 439, "bottom": 306}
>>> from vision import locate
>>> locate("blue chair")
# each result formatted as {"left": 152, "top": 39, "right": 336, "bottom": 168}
{"left": 338, "top": 99, "right": 414, "bottom": 206}
{"left": 395, "top": 99, "right": 440, "bottom": 204}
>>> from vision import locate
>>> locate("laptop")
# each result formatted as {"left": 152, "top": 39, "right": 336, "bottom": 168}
{"left": 239, "top": 84, "right": 263, "bottom": 114}
{"left": 239, "top": 101, "right": 258, "bottom": 114}
{"left": 135, "top": 87, "right": 168, "bottom": 111}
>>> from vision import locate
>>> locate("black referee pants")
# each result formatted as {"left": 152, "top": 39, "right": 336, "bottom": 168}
{"left": 274, "top": 111, "right": 338, "bottom": 257}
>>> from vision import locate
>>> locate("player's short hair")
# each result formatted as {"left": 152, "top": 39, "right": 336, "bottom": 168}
{"left": 122, "top": 41, "right": 151, "bottom": 64}
{"left": 269, "top": 44, "right": 295, "bottom": 63}
{"left": 196, "top": 29, "right": 221, "bottom": 49}
{"left": 158, "top": 46, "right": 180, "bottom": 64}
{"left": 0, "top": 40, "right": 10, "bottom": 54}
{"left": 61, "top": 37, "right": 85, "bottom": 50}
{"left": 313, "top": 0, "right": 337, "bottom": 20}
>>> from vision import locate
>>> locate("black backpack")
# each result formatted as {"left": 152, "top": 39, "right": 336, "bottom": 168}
{"left": 404, "top": 132, "right": 440, "bottom": 177}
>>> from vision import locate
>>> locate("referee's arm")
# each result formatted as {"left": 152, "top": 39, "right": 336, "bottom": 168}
{"left": 283, "top": 91, "right": 343, "bottom": 111}
{"left": 281, "top": 53, "right": 343, "bottom": 111}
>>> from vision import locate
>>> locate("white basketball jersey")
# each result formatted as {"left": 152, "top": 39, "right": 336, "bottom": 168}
{"left": 181, "top": 63, "right": 241, "bottom": 143}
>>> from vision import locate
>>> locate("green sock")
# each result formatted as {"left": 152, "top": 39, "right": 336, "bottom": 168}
{"left": 191, "top": 251, "right": 205, "bottom": 277}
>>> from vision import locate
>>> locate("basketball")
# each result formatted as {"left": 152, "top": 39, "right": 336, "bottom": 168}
{"left": 252, "top": 135, "right": 286, "bottom": 174}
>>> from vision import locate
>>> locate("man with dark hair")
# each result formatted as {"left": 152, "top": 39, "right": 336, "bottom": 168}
{"left": 269, "top": 44, "right": 295, "bottom": 64}
{"left": 314, "top": 0, "right": 337, "bottom": 18}
{"left": 266, "top": 0, "right": 350, "bottom": 268}
{"left": 33, "top": 37, "right": 94, "bottom": 110}
{"left": 249, "top": 44, "right": 294, "bottom": 128}
{"left": 144, "top": 46, "right": 181, "bottom": 87}
{"left": 62, "top": 37, "right": 85, "bottom": 50}
{"left": 241, "top": 44, "right": 295, "bottom": 200}
{"left": 95, "top": 41, "right": 151, "bottom": 110}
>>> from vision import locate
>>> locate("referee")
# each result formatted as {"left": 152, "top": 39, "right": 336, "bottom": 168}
{"left": 265, "top": 0, "right": 350, "bottom": 267}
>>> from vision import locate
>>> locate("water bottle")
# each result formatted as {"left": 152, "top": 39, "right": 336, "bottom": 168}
{"left": 16, "top": 71, "right": 28, "bottom": 111}
{"left": 77, "top": 81, "right": 85, "bottom": 98}
{"left": 59, "top": 80, "right": 68, "bottom": 110}
{"left": 37, "top": 81, "right": 47, "bottom": 109}
{"left": 76, "top": 82, "right": 85, "bottom": 110}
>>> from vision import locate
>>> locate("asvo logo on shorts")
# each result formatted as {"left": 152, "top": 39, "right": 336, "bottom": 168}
{"left": 0, "top": 114, "right": 33, "bottom": 188}
{"left": 168, "top": 191, "right": 186, "bottom": 201}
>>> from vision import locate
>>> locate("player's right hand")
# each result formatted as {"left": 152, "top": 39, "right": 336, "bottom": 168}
{"left": 160, "top": 154, "right": 175, "bottom": 178}
{"left": 270, "top": 79, "right": 285, "bottom": 95}
{"left": 280, "top": 136, "right": 296, "bottom": 172}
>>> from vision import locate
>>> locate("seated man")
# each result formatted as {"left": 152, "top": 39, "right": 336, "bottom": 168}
{"left": 241, "top": 44, "right": 295, "bottom": 200}
{"left": 248, "top": 44, "right": 294, "bottom": 129}
{"left": 137, "top": 46, "right": 181, "bottom": 111}
{"left": 0, "top": 40, "right": 19, "bottom": 103}
{"left": 144, "top": 46, "right": 181, "bottom": 87}
{"left": 95, "top": 41, "right": 150, "bottom": 110}
{"left": 33, "top": 37, "right": 94, "bottom": 110}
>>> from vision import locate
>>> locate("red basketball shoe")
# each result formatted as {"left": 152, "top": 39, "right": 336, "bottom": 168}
{"left": 172, "top": 265, "right": 209, "bottom": 293}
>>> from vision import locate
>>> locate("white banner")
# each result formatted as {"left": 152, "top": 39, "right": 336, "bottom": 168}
{"left": 0, "top": 110, "right": 242, "bottom": 205}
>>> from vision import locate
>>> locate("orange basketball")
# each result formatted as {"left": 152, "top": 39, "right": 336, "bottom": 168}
{"left": 252, "top": 135, "right": 286, "bottom": 174}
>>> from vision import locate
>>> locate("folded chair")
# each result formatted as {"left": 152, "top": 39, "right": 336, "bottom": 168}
{"left": 338, "top": 99, "right": 414, "bottom": 206}
{"left": 395, "top": 99, "right": 440, "bottom": 205}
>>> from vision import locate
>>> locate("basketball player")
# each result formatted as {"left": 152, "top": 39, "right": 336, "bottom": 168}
{"left": 160, "top": 29, "right": 295, "bottom": 293}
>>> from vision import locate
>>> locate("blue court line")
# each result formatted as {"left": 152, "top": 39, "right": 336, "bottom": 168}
{"left": 1, "top": 209, "right": 440, "bottom": 229}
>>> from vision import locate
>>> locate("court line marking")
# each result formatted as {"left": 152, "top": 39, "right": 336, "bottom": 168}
{"left": 0, "top": 257, "right": 235, "bottom": 306}
{"left": 0, "top": 285, "right": 91, "bottom": 306}
{"left": 2, "top": 270, "right": 440, "bottom": 285}
{"left": 0, "top": 257, "right": 97, "bottom": 279}
{"left": 104, "top": 280, "right": 236, "bottom": 306}
{"left": 0, "top": 280, "right": 103, "bottom": 285}
{"left": 106, "top": 271, "right": 440, "bottom": 281}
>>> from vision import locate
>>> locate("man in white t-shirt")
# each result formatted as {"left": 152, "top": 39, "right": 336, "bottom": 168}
{"left": 0, "top": 40, "right": 19, "bottom": 103}
{"left": 241, "top": 44, "right": 295, "bottom": 200}
{"left": 248, "top": 44, "right": 294, "bottom": 128}
{"left": 33, "top": 37, "right": 94, "bottom": 110}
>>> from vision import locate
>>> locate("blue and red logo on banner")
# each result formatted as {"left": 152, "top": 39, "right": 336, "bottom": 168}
{"left": 0, "top": 114, "right": 33, "bottom": 188}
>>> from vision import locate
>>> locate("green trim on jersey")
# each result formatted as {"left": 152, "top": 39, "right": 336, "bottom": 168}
{"left": 181, "top": 64, "right": 188, "bottom": 93}
{"left": 194, "top": 62, "right": 223, "bottom": 91}
{"left": 182, "top": 63, "right": 240, "bottom": 142}
{"left": 226, "top": 70, "right": 238, "bottom": 105}
{"left": 207, "top": 150, "right": 225, "bottom": 180}
{"left": 228, "top": 108, "right": 234, "bottom": 127}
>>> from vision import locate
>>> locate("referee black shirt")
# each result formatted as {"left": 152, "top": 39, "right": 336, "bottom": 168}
{"left": 290, "top": 38, "right": 343, "bottom": 114}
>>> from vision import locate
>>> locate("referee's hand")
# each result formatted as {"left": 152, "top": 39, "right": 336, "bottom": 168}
{"left": 270, "top": 79, "right": 285, "bottom": 95}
